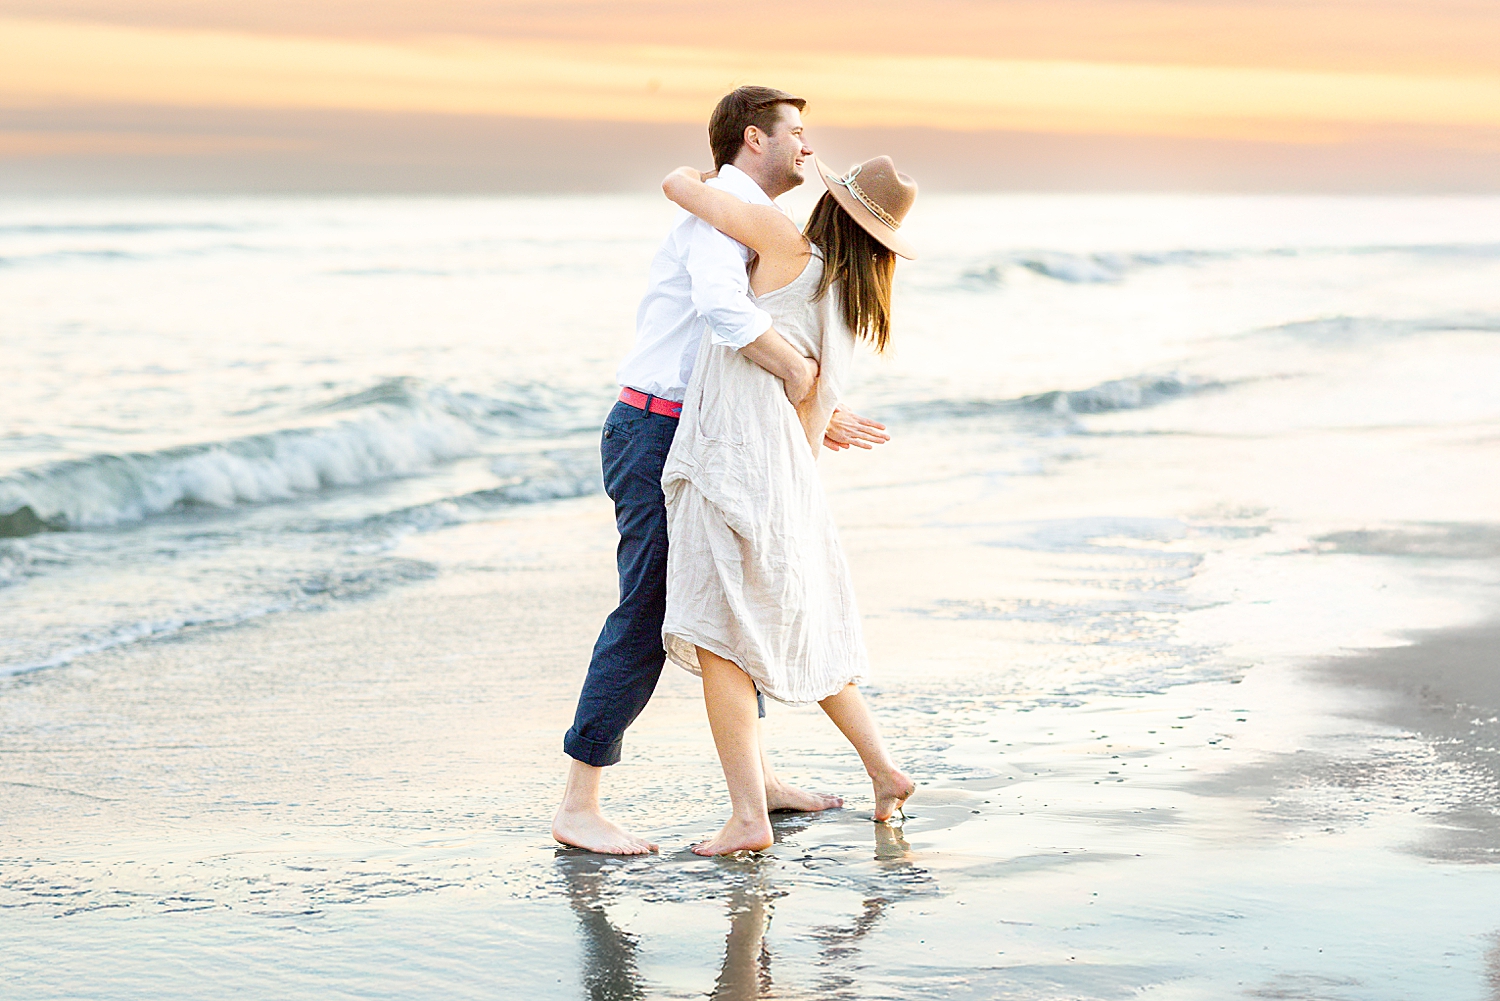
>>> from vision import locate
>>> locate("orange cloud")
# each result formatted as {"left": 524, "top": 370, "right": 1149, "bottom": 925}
{"left": 3, "top": 16, "right": 1500, "bottom": 146}
{"left": 0, "top": 130, "right": 306, "bottom": 157}
{"left": 6, "top": 1, "right": 1498, "bottom": 77}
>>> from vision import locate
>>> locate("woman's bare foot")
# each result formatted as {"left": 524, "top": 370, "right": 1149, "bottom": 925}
{"left": 692, "top": 815, "right": 774, "bottom": 856}
{"left": 871, "top": 768, "right": 915, "bottom": 822}
{"left": 765, "top": 779, "right": 843, "bottom": 814}
{"left": 552, "top": 806, "right": 659, "bottom": 855}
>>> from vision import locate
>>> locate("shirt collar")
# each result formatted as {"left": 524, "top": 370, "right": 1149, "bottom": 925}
{"left": 713, "top": 164, "right": 775, "bottom": 207}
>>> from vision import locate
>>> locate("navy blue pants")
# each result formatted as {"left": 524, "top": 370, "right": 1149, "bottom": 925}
{"left": 565, "top": 399, "right": 760, "bottom": 767}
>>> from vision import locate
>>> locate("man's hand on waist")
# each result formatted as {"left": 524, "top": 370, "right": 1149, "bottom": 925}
{"left": 740, "top": 328, "right": 818, "bottom": 405}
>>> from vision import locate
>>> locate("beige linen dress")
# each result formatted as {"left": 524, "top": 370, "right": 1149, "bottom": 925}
{"left": 661, "top": 249, "right": 869, "bottom": 704}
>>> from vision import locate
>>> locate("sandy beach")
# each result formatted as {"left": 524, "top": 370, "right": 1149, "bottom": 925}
{"left": 7, "top": 416, "right": 1500, "bottom": 999}
{"left": 5, "top": 192, "right": 1500, "bottom": 998}
{"left": 4, "top": 0, "right": 1500, "bottom": 985}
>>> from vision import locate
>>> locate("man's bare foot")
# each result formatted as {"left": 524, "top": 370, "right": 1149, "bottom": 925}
{"left": 552, "top": 806, "right": 659, "bottom": 855}
{"left": 692, "top": 815, "right": 774, "bottom": 856}
{"left": 765, "top": 779, "right": 843, "bottom": 814}
{"left": 871, "top": 768, "right": 916, "bottom": 822}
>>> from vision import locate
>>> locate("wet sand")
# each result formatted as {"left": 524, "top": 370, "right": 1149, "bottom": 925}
{"left": 1313, "top": 620, "right": 1500, "bottom": 865}
{"left": 6, "top": 427, "right": 1500, "bottom": 1000}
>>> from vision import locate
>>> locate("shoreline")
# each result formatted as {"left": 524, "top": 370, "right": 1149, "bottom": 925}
{"left": 5, "top": 485, "right": 1500, "bottom": 998}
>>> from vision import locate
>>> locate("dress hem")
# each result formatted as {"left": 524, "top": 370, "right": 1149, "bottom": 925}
{"left": 662, "top": 629, "right": 864, "bottom": 706}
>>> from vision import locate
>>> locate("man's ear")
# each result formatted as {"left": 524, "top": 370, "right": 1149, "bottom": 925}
{"left": 742, "top": 125, "right": 763, "bottom": 154}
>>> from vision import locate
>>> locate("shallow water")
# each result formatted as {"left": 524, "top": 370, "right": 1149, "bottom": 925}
{"left": 4, "top": 193, "right": 1500, "bottom": 998}
{"left": 5, "top": 193, "right": 1500, "bottom": 676}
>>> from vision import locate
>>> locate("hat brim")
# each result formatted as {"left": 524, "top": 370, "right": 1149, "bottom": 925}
{"left": 815, "top": 157, "right": 917, "bottom": 260}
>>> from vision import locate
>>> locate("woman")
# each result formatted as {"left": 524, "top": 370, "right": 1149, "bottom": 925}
{"left": 659, "top": 155, "right": 918, "bottom": 855}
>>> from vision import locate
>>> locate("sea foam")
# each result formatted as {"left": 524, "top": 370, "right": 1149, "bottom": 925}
{"left": 0, "top": 407, "right": 479, "bottom": 536}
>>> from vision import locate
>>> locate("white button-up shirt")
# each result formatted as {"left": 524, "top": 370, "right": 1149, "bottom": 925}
{"left": 616, "top": 165, "right": 778, "bottom": 402}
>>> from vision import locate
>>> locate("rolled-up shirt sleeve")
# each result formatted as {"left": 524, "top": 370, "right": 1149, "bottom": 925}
{"left": 685, "top": 218, "right": 772, "bottom": 350}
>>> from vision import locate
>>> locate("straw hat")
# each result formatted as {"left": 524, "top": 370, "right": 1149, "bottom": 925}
{"left": 815, "top": 155, "right": 918, "bottom": 259}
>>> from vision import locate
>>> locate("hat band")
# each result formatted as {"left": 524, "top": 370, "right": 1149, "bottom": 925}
{"left": 832, "top": 165, "right": 901, "bottom": 231}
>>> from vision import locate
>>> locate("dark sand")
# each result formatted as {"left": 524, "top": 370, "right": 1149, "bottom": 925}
{"left": 1316, "top": 621, "right": 1500, "bottom": 864}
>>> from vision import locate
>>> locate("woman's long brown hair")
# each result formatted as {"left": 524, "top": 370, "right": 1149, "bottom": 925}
{"left": 803, "top": 192, "right": 897, "bottom": 352}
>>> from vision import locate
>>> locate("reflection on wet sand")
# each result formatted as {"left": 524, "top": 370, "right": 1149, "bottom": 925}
{"left": 710, "top": 864, "right": 773, "bottom": 1000}
{"left": 557, "top": 852, "right": 648, "bottom": 1001}
{"left": 558, "top": 822, "right": 924, "bottom": 1000}
{"left": 873, "top": 822, "right": 912, "bottom": 864}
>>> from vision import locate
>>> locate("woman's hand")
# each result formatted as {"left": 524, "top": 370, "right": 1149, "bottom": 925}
{"left": 662, "top": 167, "right": 717, "bottom": 203}
{"left": 823, "top": 408, "right": 890, "bottom": 451}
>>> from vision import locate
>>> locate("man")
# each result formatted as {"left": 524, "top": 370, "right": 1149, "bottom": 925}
{"left": 552, "top": 86, "right": 891, "bottom": 854}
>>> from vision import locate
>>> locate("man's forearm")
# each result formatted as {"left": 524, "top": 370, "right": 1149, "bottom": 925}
{"left": 740, "top": 328, "right": 816, "bottom": 403}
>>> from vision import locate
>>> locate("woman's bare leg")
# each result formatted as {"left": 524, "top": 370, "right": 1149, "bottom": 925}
{"left": 817, "top": 684, "right": 914, "bottom": 821}
{"left": 695, "top": 647, "right": 774, "bottom": 855}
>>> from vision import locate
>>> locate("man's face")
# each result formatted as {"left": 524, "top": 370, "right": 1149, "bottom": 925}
{"left": 761, "top": 105, "right": 813, "bottom": 192}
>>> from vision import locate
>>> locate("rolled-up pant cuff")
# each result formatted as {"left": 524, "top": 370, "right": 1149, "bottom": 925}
{"left": 564, "top": 727, "right": 624, "bottom": 768}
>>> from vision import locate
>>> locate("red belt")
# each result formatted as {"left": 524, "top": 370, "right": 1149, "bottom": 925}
{"left": 619, "top": 387, "right": 682, "bottom": 419}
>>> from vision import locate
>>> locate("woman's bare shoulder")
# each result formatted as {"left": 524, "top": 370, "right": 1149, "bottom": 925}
{"left": 741, "top": 205, "right": 810, "bottom": 264}
{"left": 749, "top": 236, "right": 816, "bottom": 294}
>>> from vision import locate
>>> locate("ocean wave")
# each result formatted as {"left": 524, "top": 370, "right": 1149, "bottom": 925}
{"left": 0, "top": 249, "right": 140, "bottom": 268}
{"left": 308, "top": 376, "right": 602, "bottom": 437}
{"left": 1247, "top": 313, "right": 1500, "bottom": 342}
{"left": 956, "top": 242, "right": 1500, "bottom": 288}
{"left": 326, "top": 267, "right": 453, "bottom": 277}
{"left": 3, "top": 604, "right": 298, "bottom": 677}
{"left": 0, "top": 375, "right": 614, "bottom": 538}
{"left": 0, "top": 408, "right": 479, "bottom": 536}
{"left": 346, "top": 450, "right": 603, "bottom": 549}
{"left": 1021, "top": 374, "right": 1220, "bottom": 413}
{"left": 0, "top": 540, "right": 29, "bottom": 587}
{"left": 1362, "top": 242, "right": 1500, "bottom": 260}
{"left": 879, "top": 373, "right": 1224, "bottom": 424}
{"left": 0, "top": 222, "right": 242, "bottom": 236}
{"left": 950, "top": 250, "right": 1224, "bottom": 288}
{"left": 1016, "top": 250, "right": 1219, "bottom": 284}
{"left": 0, "top": 505, "right": 61, "bottom": 538}
{"left": 433, "top": 383, "right": 605, "bottom": 437}
{"left": 1, "top": 557, "right": 436, "bottom": 677}
{"left": 306, "top": 376, "right": 435, "bottom": 414}
{"left": 0, "top": 242, "right": 269, "bottom": 270}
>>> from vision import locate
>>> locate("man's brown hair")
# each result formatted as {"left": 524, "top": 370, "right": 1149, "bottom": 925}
{"left": 708, "top": 86, "right": 807, "bottom": 169}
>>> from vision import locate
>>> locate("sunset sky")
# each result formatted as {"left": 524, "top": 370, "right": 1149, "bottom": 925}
{"left": 3, "top": 0, "right": 1498, "bottom": 192}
